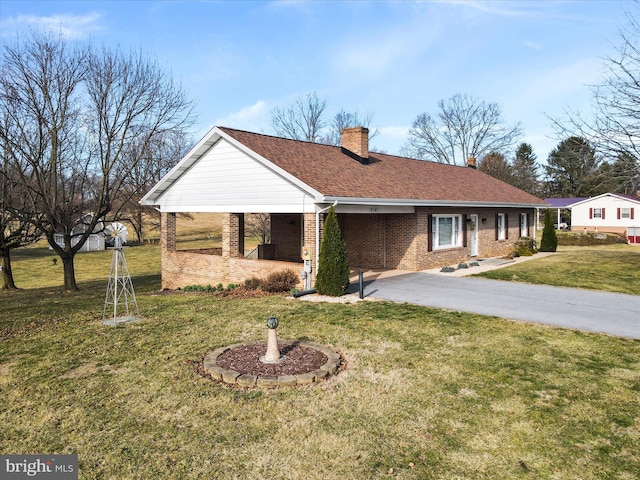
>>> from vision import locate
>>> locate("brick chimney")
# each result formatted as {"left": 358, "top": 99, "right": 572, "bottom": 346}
{"left": 467, "top": 157, "right": 477, "bottom": 169}
{"left": 341, "top": 127, "right": 369, "bottom": 163}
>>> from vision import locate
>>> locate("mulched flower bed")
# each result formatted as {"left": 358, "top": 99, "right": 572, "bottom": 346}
{"left": 215, "top": 342, "right": 328, "bottom": 376}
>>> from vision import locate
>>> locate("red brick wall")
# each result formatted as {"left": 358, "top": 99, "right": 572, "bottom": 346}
{"left": 160, "top": 207, "right": 536, "bottom": 289}
{"left": 341, "top": 214, "right": 385, "bottom": 268}
{"left": 385, "top": 214, "right": 418, "bottom": 269}
{"left": 340, "top": 214, "right": 419, "bottom": 269}
{"left": 160, "top": 250, "right": 303, "bottom": 290}
{"left": 270, "top": 214, "right": 302, "bottom": 261}
{"left": 338, "top": 208, "right": 536, "bottom": 271}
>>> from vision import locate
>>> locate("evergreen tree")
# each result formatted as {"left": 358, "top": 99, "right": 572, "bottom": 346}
{"left": 544, "top": 137, "right": 602, "bottom": 197}
{"left": 599, "top": 153, "right": 640, "bottom": 195}
{"left": 511, "top": 143, "right": 541, "bottom": 195}
{"left": 315, "top": 206, "right": 350, "bottom": 296}
{"left": 540, "top": 209, "right": 558, "bottom": 252}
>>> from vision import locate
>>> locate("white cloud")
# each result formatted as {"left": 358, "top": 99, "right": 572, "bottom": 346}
{"left": 1, "top": 13, "right": 103, "bottom": 39}
{"left": 215, "top": 100, "right": 269, "bottom": 131}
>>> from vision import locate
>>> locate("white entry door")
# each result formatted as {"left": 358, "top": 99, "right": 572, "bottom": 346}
{"left": 470, "top": 214, "right": 479, "bottom": 257}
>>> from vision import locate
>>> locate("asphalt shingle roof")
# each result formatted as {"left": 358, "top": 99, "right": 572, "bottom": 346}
{"left": 220, "top": 127, "right": 546, "bottom": 206}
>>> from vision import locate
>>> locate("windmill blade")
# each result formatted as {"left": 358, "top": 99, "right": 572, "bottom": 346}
{"left": 107, "top": 222, "right": 128, "bottom": 244}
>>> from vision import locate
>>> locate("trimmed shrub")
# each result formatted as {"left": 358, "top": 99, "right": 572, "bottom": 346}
{"left": 514, "top": 237, "right": 537, "bottom": 256}
{"left": 557, "top": 232, "right": 627, "bottom": 246}
{"left": 315, "top": 205, "right": 350, "bottom": 296}
{"left": 261, "top": 269, "right": 298, "bottom": 293}
{"left": 540, "top": 208, "right": 558, "bottom": 252}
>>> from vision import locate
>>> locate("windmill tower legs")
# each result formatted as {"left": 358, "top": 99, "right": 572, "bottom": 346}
{"left": 103, "top": 242, "right": 138, "bottom": 326}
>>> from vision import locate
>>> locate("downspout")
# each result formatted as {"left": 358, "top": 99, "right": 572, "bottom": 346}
{"left": 315, "top": 200, "right": 338, "bottom": 286}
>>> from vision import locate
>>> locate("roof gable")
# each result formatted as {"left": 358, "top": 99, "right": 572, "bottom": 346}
{"left": 568, "top": 193, "right": 640, "bottom": 208}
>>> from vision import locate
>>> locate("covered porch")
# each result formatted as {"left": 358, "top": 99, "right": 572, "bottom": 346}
{"left": 159, "top": 211, "right": 321, "bottom": 290}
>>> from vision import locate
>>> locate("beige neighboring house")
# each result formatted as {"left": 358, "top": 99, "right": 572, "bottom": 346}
{"left": 140, "top": 126, "right": 546, "bottom": 290}
{"left": 569, "top": 193, "right": 640, "bottom": 243}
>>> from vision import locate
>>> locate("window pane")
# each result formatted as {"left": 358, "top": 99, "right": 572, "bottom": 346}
{"left": 438, "top": 217, "right": 453, "bottom": 246}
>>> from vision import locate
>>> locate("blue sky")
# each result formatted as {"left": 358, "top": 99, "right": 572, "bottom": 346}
{"left": 0, "top": 0, "right": 632, "bottom": 162}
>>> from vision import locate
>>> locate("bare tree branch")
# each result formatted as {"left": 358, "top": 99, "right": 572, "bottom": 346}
{"left": 0, "top": 31, "right": 195, "bottom": 291}
{"left": 403, "top": 94, "right": 522, "bottom": 166}
{"left": 271, "top": 92, "right": 327, "bottom": 142}
{"left": 551, "top": 4, "right": 640, "bottom": 193}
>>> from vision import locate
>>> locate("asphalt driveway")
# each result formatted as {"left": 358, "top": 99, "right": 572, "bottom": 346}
{"left": 361, "top": 272, "right": 640, "bottom": 339}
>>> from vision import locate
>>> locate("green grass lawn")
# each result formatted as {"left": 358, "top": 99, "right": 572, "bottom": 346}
{"left": 476, "top": 244, "right": 640, "bottom": 295}
{"left": 1, "top": 245, "right": 639, "bottom": 479}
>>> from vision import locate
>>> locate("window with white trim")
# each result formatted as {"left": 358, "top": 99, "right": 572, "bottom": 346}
{"left": 497, "top": 213, "right": 506, "bottom": 240}
{"left": 432, "top": 215, "right": 462, "bottom": 249}
{"left": 520, "top": 213, "right": 528, "bottom": 238}
{"left": 621, "top": 208, "right": 631, "bottom": 219}
{"left": 593, "top": 208, "right": 602, "bottom": 219}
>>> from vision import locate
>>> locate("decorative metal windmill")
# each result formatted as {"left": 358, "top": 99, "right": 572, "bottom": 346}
{"left": 103, "top": 222, "right": 139, "bottom": 325}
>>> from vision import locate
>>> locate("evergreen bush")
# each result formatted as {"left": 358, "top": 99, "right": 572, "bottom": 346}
{"left": 514, "top": 237, "right": 537, "bottom": 256}
{"left": 540, "top": 208, "right": 558, "bottom": 252}
{"left": 315, "top": 205, "right": 350, "bottom": 296}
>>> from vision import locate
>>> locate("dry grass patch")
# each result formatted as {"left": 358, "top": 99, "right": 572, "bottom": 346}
{"left": 1, "top": 244, "right": 639, "bottom": 479}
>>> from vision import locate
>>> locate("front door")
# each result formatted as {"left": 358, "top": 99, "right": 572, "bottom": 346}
{"left": 470, "top": 214, "right": 479, "bottom": 257}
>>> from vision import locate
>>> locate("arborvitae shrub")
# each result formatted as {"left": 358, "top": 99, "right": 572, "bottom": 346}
{"left": 540, "top": 208, "right": 558, "bottom": 252}
{"left": 315, "top": 206, "right": 350, "bottom": 296}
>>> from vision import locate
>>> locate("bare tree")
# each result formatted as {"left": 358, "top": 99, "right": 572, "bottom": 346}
{"left": 318, "top": 109, "right": 380, "bottom": 146}
{"left": 115, "top": 130, "right": 191, "bottom": 242}
{"left": 0, "top": 33, "right": 87, "bottom": 291}
{"left": 0, "top": 143, "right": 42, "bottom": 290}
{"left": 0, "top": 32, "right": 194, "bottom": 291}
{"left": 245, "top": 213, "right": 271, "bottom": 245}
{"left": 271, "top": 92, "right": 379, "bottom": 146}
{"left": 553, "top": 5, "right": 640, "bottom": 193}
{"left": 403, "top": 94, "right": 522, "bottom": 166}
{"left": 271, "top": 92, "right": 327, "bottom": 142}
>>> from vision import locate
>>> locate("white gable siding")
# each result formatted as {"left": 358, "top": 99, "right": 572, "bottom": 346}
{"left": 155, "top": 139, "right": 316, "bottom": 213}
{"left": 571, "top": 195, "right": 640, "bottom": 232}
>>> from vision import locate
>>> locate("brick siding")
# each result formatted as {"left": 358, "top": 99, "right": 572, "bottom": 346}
{"left": 270, "top": 214, "right": 303, "bottom": 261}
{"left": 160, "top": 208, "right": 535, "bottom": 289}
